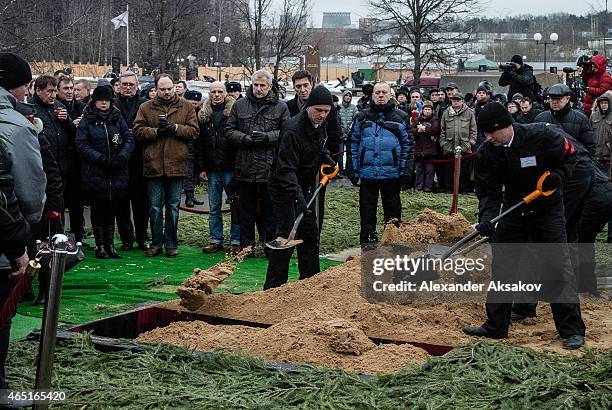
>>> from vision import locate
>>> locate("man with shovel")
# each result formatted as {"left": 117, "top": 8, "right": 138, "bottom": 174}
{"left": 264, "top": 86, "right": 337, "bottom": 290}
{"left": 463, "top": 102, "right": 586, "bottom": 349}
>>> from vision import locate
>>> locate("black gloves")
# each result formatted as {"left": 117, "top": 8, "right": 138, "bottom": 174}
{"left": 157, "top": 122, "right": 177, "bottom": 138}
{"left": 296, "top": 195, "right": 311, "bottom": 216}
{"left": 241, "top": 134, "right": 255, "bottom": 147}
{"left": 475, "top": 220, "right": 495, "bottom": 237}
{"left": 541, "top": 172, "right": 563, "bottom": 192}
{"left": 251, "top": 131, "right": 269, "bottom": 146}
{"left": 109, "top": 157, "right": 126, "bottom": 170}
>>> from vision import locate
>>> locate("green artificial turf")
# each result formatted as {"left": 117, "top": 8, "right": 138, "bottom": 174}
{"left": 15, "top": 245, "right": 340, "bottom": 326}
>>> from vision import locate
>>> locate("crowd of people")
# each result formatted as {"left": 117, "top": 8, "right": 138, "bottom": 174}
{"left": 1, "top": 49, "right": 612, "bottom": 380}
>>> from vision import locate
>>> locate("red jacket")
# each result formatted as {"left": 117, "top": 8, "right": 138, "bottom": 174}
{"left": 582, "top": 54, "right": 612, "bottom": 114}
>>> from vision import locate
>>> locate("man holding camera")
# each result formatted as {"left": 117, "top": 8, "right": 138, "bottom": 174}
{"left": 498, "top": 55, "right": 536, "bottom": 102}
{"left": 133, "top": 74, "right": 199, "bottom": 258}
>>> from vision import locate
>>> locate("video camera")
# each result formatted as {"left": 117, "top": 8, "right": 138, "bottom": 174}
{"left": 499, "top": 62, "right": 516, "bottom": 71}
{"left": 562, "top": 67, "right": 576, "bottom": 74}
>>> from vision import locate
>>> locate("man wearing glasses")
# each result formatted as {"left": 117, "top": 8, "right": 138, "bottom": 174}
{"left": 114, "top": 72, "right": 151, "bottom": 251}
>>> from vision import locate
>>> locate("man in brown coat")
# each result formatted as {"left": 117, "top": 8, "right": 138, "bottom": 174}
{"left": 133, "top": 74, "right": 199, "bottom": 257}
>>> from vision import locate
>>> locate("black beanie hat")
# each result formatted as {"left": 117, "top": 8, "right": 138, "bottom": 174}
{"left": 510, "top": 54, "right": 523, "bottom": 65}
{"left": 91, "top": 85, "right": 114, "bottom": 102}
{"left": 477, "top": 102, "right": 513, "bottom": 132}
{"left": 305, "top": 85, "right": 333, "bottom": 108}
{"left": 0, "top": 53, "right": 32, "bottom": 90}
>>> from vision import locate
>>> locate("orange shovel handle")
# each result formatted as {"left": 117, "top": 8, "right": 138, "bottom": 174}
{"left": 320, "top": 164, "right": 340, "bottom": 186}
{"left": 523, "top": 171, "right": 557, "bottom": 204}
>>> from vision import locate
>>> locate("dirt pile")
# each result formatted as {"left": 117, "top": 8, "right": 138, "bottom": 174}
{"left": 138, "top": 310, "right": 429, "bottom": 375}
{"left": 381, "top": 208, "right": 473, "bottom": 244}
{"left": 176, "top": 247, "right": 251, "bottom": 311}
{"left": 158, "top": 209, "right": 611, "bottom": 356}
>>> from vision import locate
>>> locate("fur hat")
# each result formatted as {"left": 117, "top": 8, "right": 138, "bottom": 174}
{"left": 91, "top": 85, "right": 114, "bottom": 102}
{"left": 184, "top": 90, "right": 202, "bottom": 101}
{"left": 226, "top": 81, "right": 242, "bottom": 93}
{"left": 0, "top": 53, "right": 32, "bottom": 90}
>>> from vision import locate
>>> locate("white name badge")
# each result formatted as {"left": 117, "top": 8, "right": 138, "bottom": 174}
{"left": 520, "top": 156, "right": 537, "bottom": 168}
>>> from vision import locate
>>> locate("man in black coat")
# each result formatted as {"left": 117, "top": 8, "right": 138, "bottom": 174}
{"left": 265, "top": 86, "right": 335, "bottom": 289}
{"left": 514, "top": 97, "right": 542, "bottom": 124}
{"left": 286, "top": 70, "right": 341, "bottom": 229}
{"left": 56, "top": 74, "right": 86, "bottom": 245}
{"left": 226, "top": 70, "right": 290, "bottom": 251}
{"left": 464, "top": 102, "right": 586, "bottom": 349}
{"left": 498, "top": 55, "right": 536, "bottom": 101}
{"left": 114, "top": 72, "right": 150, "bottom": 250}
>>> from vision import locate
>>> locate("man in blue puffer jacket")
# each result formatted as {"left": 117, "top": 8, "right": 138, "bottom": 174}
{"left": 350, "top": 82, "right": 413, "bottom": 244}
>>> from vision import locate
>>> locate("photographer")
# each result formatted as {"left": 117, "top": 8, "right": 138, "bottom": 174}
{"left": 580, "top": 54, "right": 612, "bottom": 114}
{"left": 498, "top": 55, "right": 536, "bottom": 102}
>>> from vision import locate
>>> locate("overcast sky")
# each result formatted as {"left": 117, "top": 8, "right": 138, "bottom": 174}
{"left": 310, "top": 0, "right": 600, "bottom": 26}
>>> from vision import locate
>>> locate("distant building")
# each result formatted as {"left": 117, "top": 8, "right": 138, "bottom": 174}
{"left": 322, "top": 12, "right": 351, "bottom": 29}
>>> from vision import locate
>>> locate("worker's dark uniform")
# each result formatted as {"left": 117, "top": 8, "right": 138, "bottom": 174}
{"left": 576, "top": 162, "right": 612, "bottom": 294}
{"left": 265, "top": 111, "right": 331, "bottom": 290}
{"left": 475, "top": 123, "right": 585, "bottom": 339}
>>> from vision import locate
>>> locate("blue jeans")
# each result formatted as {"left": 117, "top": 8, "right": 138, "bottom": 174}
{"left": 207, "top": 170, "right": 240, "bottom": 245}
{"left": 147, "top": 177, "right": 183, "bottom": 249}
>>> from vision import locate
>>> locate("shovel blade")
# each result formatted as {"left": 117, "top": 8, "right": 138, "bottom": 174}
{"left": 265, "top": 238, "right": 304, "bottom": 250}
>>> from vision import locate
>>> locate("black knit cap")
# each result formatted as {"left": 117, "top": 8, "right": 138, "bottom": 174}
{"left": 510, "top": 54, "right": 523, "bottom": 65}
{"left": 0, "top": 53, "right": 32, "bottom": 90}
{"left": 91, "top": 85, "right": 114, "bottom": 102}
{"left": 477, "top": 102, "right": 513, "bottom": 132}
{"left": 305, "top": 85, "right": 333, "bottom": 108}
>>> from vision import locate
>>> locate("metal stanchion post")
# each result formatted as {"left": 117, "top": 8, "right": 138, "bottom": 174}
{"left": 33, "top": 234, "right": 80, "bottom": 410}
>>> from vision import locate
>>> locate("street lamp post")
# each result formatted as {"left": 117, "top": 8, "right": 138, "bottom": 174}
{"left": 210, "top": 35, "right": 231, "bottom": 81}
{"left": 533, "top": 32, "right": 558, "bottom": 71}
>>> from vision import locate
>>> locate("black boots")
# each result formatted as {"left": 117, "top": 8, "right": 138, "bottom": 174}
{"left": 185, "top": 192, "right": 204, "bottom": 208}
{"left": 104, "top": 225, "right": 122, "bottom": 259}
{"left": 94, "top": 226, "right": 109, "bottom": 259}
{"left": 94, "top": 225, "right": 121, "bottom": 259}
{"left": 33, "top": 268, "right": 48, "bottom": 305}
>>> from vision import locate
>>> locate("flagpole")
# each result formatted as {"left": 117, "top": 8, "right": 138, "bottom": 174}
{"left": 126, "top": 4, "right": 130, "bottom": 68}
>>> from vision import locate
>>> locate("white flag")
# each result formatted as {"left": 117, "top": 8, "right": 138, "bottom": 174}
{"left": 111, "top": 10, "right": 128, "bottom": 30}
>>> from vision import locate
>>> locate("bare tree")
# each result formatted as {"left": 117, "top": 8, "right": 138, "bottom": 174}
{"left": 234, "top": 0, "right": 274, "bottom": 71}
{"left": 367, "top": 0, "right": 482, "bottom": 84}
{"left": 268, "top": 0, "right": 311, "bottom": 78}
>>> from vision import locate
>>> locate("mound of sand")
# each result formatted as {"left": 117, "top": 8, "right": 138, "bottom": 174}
{"left": 138, "top": 310, "right": 429, "bottom": 375}
{"left": 159, "top": 209, "right": 611, "bottom": 361}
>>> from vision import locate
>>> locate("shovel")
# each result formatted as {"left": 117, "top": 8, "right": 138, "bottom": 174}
{"left": 438, "top": 171, "right": 557, "bottom": 260}
{"left": 266, "top": 164, "right": 340, "bottom": 250}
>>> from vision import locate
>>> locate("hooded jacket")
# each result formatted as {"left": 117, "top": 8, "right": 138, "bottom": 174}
{"left": 351, "top": 101, "right": 413, "bottom": 180}
{"left": 196, "top": 95, "right": 235, "bottom": 172}
{"left": 132, "top": 94, "right": 199, "bottom": 178}
{"left": 582, "top": 54, "right": 612, "bottom": 114}
{"left": 338, "top": 96, "right": 358, "bottom": 140}
{"left": 590, "top": 90, "right": 612, "bottom": 161}
{"left": 226, "top": 86, "right": 290, "bottom": 182}
{"left": 76, "top": 106, "right": 135, "bottom": 200}
{"left": 0, "top": 87, "right": 46, "bottom": 223}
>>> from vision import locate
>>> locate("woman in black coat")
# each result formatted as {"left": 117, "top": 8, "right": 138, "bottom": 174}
{"left": 76, "top": 86, "right": 134, "bottom": 259}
